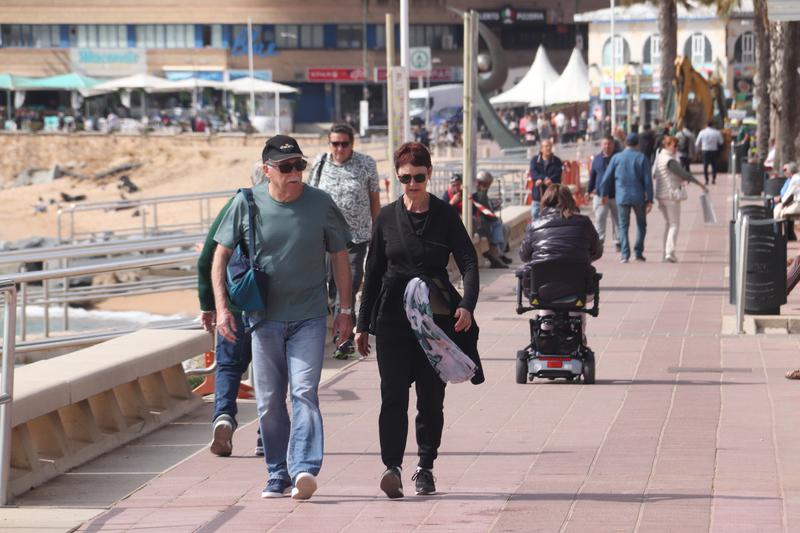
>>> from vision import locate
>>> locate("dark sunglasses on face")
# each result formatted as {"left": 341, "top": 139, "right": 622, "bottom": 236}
{"left": 398, "top": 173, "right": 427, "bottom": 184}
{"left": 330, "top": 141, "right": 351, "bottom": 148}
{"left": 268, "top": 159, "right": 307, "bottom": 173}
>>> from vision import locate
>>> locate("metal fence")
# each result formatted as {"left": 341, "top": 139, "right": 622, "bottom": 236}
{"left": 0, "top": 279, "right": 17, "bottom": 506}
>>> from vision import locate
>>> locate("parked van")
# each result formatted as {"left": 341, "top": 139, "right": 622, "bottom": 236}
{"left": 409, "top": 83, "right": 463, "bottom": 123}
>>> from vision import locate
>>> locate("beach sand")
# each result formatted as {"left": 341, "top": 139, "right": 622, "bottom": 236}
{"left": 1, "top": 133, "right": 397, "bottom": 317}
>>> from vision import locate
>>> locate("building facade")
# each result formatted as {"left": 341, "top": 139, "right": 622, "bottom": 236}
{"left": 575, "top": 1, "right": 755, "bottom": 125}
{"left": 0, "top": 0, "right": 606, "bottom": 123}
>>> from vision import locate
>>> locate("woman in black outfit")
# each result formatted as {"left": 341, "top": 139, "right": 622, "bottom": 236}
{"left": 355, "top": 142, "right": 483, "bottom": 499}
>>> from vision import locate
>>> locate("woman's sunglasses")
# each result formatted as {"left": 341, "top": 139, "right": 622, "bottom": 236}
{"left": 397, "top": 173, "right": 427, "bottom": 184}
{"left": 268, "top": 159, "right": 308, "bottom": 173}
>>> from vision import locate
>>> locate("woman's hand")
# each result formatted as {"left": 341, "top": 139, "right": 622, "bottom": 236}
{"left": 355, "top": 331, "right": 371, "bottom": 357}
{"left": 453, "top": 307, "right": 472, "bottom": 332}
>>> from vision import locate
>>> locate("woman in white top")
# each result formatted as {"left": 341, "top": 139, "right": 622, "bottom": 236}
{"left": 653, "top": 136, "right": 708, "bottom": 262}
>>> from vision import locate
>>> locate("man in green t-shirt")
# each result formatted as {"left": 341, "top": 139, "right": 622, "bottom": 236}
{"left": 212, "top": 135, "right": 352, "bottom": 501}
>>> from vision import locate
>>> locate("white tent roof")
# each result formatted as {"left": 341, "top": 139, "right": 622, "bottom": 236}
{"left": 490, "top": 45, "right": 559, "bottom": 107}
{"left": 93, "top": 73, "right": 176, "bottom": 93}
{"left": 536, "top": 48, "right": 590, "bottom": 106}
{"left": 224, "top": 77, "right": 298, "bottom": 94}
{"left": 164, "top": 78, "right": 225, "bottom": 90}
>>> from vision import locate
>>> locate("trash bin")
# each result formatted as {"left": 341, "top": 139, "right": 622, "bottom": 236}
{"left": 733, "top": 144, "right": 748, "bottom": 174}
{"left": 743, "top": 218, "right": 786, "bottom": 315}
{"left": 729, "top": 205, "right": 770, "bottom": 305}
{"left": 741, "top": 163, "right": 764, "bottom": 196}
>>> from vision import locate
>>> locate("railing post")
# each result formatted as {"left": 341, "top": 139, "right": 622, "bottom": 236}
{"left": 0, "top": 279, "right": 17, "bottom": 506}
{"left": 736, "top": 214, "right": 750, "bottom": 334}
{"left": 43, "top": 279, "right": 50, "bottom": 338}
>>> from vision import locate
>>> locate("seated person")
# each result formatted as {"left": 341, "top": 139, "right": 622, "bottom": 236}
{"left": 773, "top": 162, "right": 800, "bottom": 219}
{"left": 473, "top": 171, "right": 512, "bottom": 268}
{"left": 518, "top": 183, "right": 603, "bottom": 297}
{"left": 441, "top": 173, "right": 463, "bottom": 212}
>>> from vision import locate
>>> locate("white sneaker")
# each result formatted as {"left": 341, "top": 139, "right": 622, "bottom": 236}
{"left": 291, "top": 472, "right": 317, "bottom": 500}
{"left": 209, "top": 414, "right": 234, "bottom": 456}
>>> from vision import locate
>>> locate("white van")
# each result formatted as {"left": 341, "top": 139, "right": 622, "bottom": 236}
{"left": 409, "top": 83, "right": 463, "bottom": 123}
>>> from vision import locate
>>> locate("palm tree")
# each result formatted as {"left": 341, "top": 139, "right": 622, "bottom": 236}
{"left": 752, "top": 0, "right": 770, "bottom": 164}
{"left": 657, "top": 0, "right": 678, "bottom": 119}
{"left": 777, "top": 21, "right": 800, "bottom": 166}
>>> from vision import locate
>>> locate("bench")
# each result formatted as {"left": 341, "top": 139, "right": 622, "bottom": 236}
{"left": 9, "top": 328, "right": 211, "bottom": 499}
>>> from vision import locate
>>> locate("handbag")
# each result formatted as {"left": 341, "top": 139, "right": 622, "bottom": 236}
{"left": 670, "top": 185, "right": 688, "bottom": 202}
{"left": 226, "top": 188, "right": 270, "bottom": 331}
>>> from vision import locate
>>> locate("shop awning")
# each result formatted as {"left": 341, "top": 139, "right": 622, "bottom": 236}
{"left": 224, "top": 77, "right": 298, "bottom": 95}
{"left": 21, "top": 73, "right": 101, "bottom": 91}
{"left": 92, "top": 74, "right": 177, "bottom": 93}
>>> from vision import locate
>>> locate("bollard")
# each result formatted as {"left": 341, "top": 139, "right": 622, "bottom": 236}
{"left": 735, "top": 215, "right": 749, "bottom": 333}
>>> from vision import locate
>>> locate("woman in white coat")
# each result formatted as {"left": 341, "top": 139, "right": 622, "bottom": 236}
{"left": 653, "top": 136, "right": 708, "bottom": 262}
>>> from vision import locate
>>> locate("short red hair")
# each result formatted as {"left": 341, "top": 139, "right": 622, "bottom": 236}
{"left": 394, "top": 142, "right": 432, "bottom": 171}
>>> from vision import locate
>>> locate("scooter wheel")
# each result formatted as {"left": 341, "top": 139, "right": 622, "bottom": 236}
{"left": 515, "top": 351, "right": 528, "bottom": 384}
{"left": 582, "top": 349, "right": 596, "bottom": 384}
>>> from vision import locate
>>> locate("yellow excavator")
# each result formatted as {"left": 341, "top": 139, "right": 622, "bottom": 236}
{"left": 672, "top": 56, "right": 731, "bottom": 166}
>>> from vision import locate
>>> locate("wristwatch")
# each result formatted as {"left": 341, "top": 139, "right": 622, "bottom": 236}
{"left": 339, "top": 307, "right": 352, "bottom": 314}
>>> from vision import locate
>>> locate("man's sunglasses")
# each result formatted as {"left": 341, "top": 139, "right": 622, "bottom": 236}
{"left": 330, "top": 141, "right": 351, "bottom": 148}
{"left": 398, "top": 173, "right": 427, "bottom": 184}
{"left": 267, "top": 159, "right": 308, "bottom": 173}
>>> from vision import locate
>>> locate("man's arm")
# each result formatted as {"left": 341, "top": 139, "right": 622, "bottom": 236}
{"left": 369, "top": 191, "right": 381, "bottom": 221}
{"left": 211, "top": 244, "right": 236, "bottom": 342}
{"left": 330, "top": 249, "right": 353, "bottom": 340}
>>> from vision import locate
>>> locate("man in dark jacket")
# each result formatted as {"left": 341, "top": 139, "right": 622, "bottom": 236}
{"left": 639, "top": 123, "right": 657, "bottom": 164}
{"left": 529, "top": 138, "right": 563, "bottom": 221}
{"left": 588, "top": 135, "right": 620, "bottom": 250}
{"left": 599, "top": 132, "right": 653, "bottom": 263}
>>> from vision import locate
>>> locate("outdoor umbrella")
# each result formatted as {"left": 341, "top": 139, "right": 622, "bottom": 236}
{"left": 224, "top": 77, "right": 298, "bottom": 134}
{"left": 0, "top": 73, "right": 37, "bottom": 120}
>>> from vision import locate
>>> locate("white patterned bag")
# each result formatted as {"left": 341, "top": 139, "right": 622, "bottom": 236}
{"left": 403, "top": 277, "right": 477, "bottom": 384}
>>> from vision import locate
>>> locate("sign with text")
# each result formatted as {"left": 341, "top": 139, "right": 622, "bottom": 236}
{"left": 70, "top": 48, "right": 146, "bottom": 77}
{"left": 307, "top": 67, "right": 366, "bottom": 82}
{"left": 478, "top": 6, "right": 546, "bottom": 24}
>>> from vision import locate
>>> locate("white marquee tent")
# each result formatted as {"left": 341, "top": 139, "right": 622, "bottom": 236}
{"left": 534, "top": 47, "right": 590, "bottom": 106}
{"left": 490, "top": 45, "right": 559, "bottom": 107}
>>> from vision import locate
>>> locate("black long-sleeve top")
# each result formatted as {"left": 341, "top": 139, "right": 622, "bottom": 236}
{"left": 356, "top": 193, "right": 479, "bottom": 334}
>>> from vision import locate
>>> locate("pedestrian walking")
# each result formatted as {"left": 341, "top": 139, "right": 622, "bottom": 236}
{"left": 198, "top": 162, "right": 268, "bottom": 458}
{"left": 653, "top": 136, "right": 708, "bottom": 263}
{"left": 310, "top": 123, "right": 381, "bottom": 359}
{"left": 695, "top": 121, "right": 724, "bottom": 185}
{"left": 676, "top": 125, "right": 696, "bottom": 171}
{"left": 639, "top": 123, "right": 656, "bottom": 164}
{"left": 588, "top": 135, "right": 620, "bottom": 250}
{"left": 355, "top": 142, "right": 484, "bottom": 499}
{"left": 212, "top": 135, "right": 353, "bottom": 500}
{"left": 529, "top": 138, "right": 563, "bottom": 221}
{"left": 599, "top": 133, "right": 653, "bottom": 263}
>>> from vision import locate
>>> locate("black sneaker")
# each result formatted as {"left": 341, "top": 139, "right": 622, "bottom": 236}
{"left": 412, "top": 468, "right": 436, "bottom": 495}
{"left": 333, "top": 338, "right": 356, "bottom": 360}
{"left": 500, "top": 255, "right": 512, "bottom": 265}
{"left": 635, "top": 255, "right": 646, "bottom": 262}
{"left": 380, "top": 467, "right": 404, "bottom": 499}
{"left": 254, "top": 434, "right": 264, "bottom": 456}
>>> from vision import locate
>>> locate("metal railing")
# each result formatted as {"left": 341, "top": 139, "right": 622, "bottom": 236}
{"left": 3, "top": 251, "right": 198, "bottom": 341}
{"left": 56, "top": 190, "right": 233, "bottom": 243}
{"left": 735, "top": 214, "right": 750, "bottom": 334}
{"left": 0, "top": 279, "right": 17, "bottom": 506}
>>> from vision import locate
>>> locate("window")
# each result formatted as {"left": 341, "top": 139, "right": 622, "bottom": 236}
{"left": 1, "top": 25, "right": 63, "bottom": 48}
{"left": 410, "top": 25, "right": 457, "bottom": 50}
{"left": 337, "top": 24, "right": 362, "bottom": 48}
{"left": 76, "top": 25, "right": 126, "bottom": 48}
{"left": 135, "top": 24, "right": 193, "bottom": 48}
{"left": 602, "top": 35, "right": 630, "bottom": 66}
{"left": 200, "top": 25, "right": 223, "bottom": 48}
{"left": 276, "top": 24, "right": 299, "bottom": 48}
{"left": 734, "top": 31, "right": 755, "bottom": 64}
{"left": 298, "top": 25, "right": 323, "bottom": 48}
{"left": 683, "top": 33, "right": 711, "bottom": 65}
{"left": 643, "top": 35, "right": 661, "bottom": 65}
{"left": 375, "top": 24, "right": 386, "bottom": 49}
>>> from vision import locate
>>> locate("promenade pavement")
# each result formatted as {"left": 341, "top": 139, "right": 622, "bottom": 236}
{"left": 73, "top": 171, "right": 800, "bottom": 532}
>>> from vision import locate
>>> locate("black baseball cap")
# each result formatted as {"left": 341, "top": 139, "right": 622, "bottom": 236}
{"left": 262, "top": 134, "right": 305, "bottom": 162}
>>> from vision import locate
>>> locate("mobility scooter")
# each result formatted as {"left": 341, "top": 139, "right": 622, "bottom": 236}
{"left": 515, "top": 261, "right": 602, "bottom": 384}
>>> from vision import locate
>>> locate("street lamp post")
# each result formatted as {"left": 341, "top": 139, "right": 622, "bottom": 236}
{"left": 610, "top": 0, "right": 616, "bottom": 133}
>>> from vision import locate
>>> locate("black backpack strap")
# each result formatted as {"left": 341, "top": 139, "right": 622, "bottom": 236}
{"left": 311, "top": 153, "right": 327, "bottom": 187}
{"left": 238, "top": 188, "right": 259, "bottom": 267}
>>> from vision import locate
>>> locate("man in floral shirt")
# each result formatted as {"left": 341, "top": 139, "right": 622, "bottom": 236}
{"left": 310, "top": 123, "right": 381, "bottom": 358}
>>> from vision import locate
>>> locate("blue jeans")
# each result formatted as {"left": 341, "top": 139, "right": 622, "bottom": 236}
{"left": 530, "top": 200, "right": 541, "bottom": 221}
{"left": 618, "top": 203, "right": 647, "bottom": 259}
{"left": 247, "top": 315, "right": 327, "bottom": 482}
{"left": 212, "top": 312, "right": 251, "bottom": 425}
